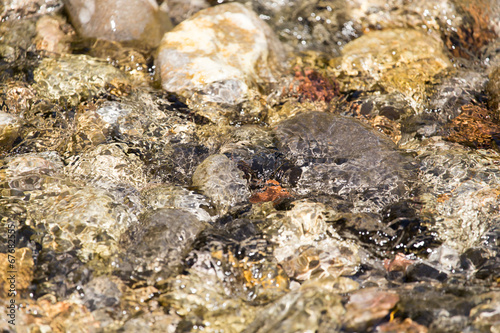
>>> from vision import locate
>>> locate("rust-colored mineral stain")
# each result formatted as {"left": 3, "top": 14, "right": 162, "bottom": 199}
{"left": 383, "top": 253, "right": 414, "bottom": 272}
{"left": 444, "top": 104, "right": 500, "bottom": 149}
{"left": 249, "top": 179, "right": 293, "bottom": 204}
{"left": 286, "top": 66, "right": 339, "bottom": 103}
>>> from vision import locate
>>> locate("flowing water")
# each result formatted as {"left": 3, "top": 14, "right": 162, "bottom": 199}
{"left": 1, "top": 0, "right": 500, "bottom": 332}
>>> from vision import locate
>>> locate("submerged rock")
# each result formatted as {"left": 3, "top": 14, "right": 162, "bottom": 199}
{"left": 411, "top": 138, "right": 500, "bottom": 252}
{"left": 262, "top": 200, "right": 360, "bottom": 281}
{"left": 33, "top": 54, "right": 128, "bottom": 105}
{"left": 331, "top": 28, "right": 452, "bottom": 111}
{"left": 63, "top": 0, "right": 172, "bottom": 48}
{"left": 120, "top": 209, "right": 207, "bottom": 285}
{"left": 0, "top": 112, "right": 23, "bottom": 153}
{"left": 65, "top": 143, "right": 147, "bottom": 190}
{"left": 274, "top": 111, "right": 414, "bottom": 213}
{"left": 243, "top": 279, "right": 345, "bottom": 333}
{"left": 192, "top": 154, "right": 250, "bottom": 215}
{"left": 157, "top": 3, "right": 285, "bottom": 105}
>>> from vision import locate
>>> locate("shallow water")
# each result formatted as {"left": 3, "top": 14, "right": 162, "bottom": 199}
{"left": 1, "top": 0, "right": 500, "bottom": 332}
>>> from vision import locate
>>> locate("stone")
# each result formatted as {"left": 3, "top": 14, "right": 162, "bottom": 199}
{"left": 412, "top": 138, "right": 500, "bottom": 252}
{"left": 1, "top": 0, "right": 63, "bottom": 20}
{"left": 192, "top": 154, "right": 250, "bottom": 215}
{"left": 274, "top": 111, "right": 414, "bottom": 213}
{"left": 65, "top": 143, "right": 147, "bottom": 190}
{"left": 343, "top": 288, "right": 399, "bottom": 331}
{"left": 157, "top": 2, "right": 285, "bottom": 105}
{"left": 33, "top": 54, "right": 128, "bottom": 105}
{"left": 244, "top": 280, "right": 345, "bottom": 333}
{"left": 263, "top": 200, "right": 360, "bottom": 281}
{"left": 63, "top": 0, "right": 172, "bottom": 48}
{"left": 141, "top": 184, "right": 215, "bottom": 223}
{"left": 34, "top": 14, "right": 72, "bottom": 54}
{"left": 120, "top": 209, "right": 207, "bottom": 284}
{"left": 331, "top": 28, "right": 452, "bottom": 111}
{"left": 0, "top": 112, "right": 23, "bottom": 153}
{"left": 487, "top": 65, "right": 500, "bottom": 115}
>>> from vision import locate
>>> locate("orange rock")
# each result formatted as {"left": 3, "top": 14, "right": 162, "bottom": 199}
{"left": 249, "top": 179, "right": 293, "bottom": 204}
{"left": 383, "top": 253, "right": 414, "bottom": 273}
{"left": 444, "top": 104, "right": 500, "bottom": 149}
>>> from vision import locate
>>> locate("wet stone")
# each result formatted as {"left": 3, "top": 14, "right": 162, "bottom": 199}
{"left": 192, "top": 154, "right": 250, "bottom": 215}
{"left": 411, "top": 138, "right": 500, "bottom": 252}
{"left": 343, "top": 288, "right": 399, "bottom": 332}
{"left": 64, "top": 143, "right": 147, "bottom": 190}
{"left": 186, "top": 219, "right": 289, "bottom": 304}
{"left": 274, "top": 111, "right": 415, "bottom": 213}
{"left": 331, "top": 28, "right": 452, "bottom": 111}
{"left": 63, "top": 0, "right": 172, "bottom": 48}
{"left": 27, "top": 182, "right": 138, "bottom": 261}
{"left": 1, "top": 0, "right": 63, "bottom": 20}
{"left": 33, "top": 54, "right": 128, "bottom": 105}
{"left": 34, "top": 14, "right": 73, "bottom": 54}
{"left": 120, "top": 208, "right": 207, "bottom": 285}
{"left": 160, "top": 269, "right": 257, "bottom": 333}
{"left": 243, "top": 280, "right": 345, "bottom": 333}
{"left": 141, "top": 184, "right": 215, "bottom": 223}
{"left": 157, "top": 2, "right": 285, "bottom": 105}
{"left": 488, "top": 65, "right": 500, "bottom": 115}
{"left": 0, "top": 112, "right": 23, "bottom": 153}
{"left": 262, "top": 200, "right": 360, "bottom": 281}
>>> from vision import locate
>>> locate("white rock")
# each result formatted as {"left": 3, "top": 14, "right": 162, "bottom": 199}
{"left": 157, "top": 3, "right": 285, "bottom": 104}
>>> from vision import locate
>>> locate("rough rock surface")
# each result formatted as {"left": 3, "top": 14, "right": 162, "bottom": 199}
{"left": 157, "top": 3, "right": 285, "bottom": 104}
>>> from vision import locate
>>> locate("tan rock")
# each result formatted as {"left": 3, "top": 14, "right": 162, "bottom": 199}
{"left": 157, "top": 3, "right": 285, "bottom": 105}
{"left": 63, "top": 0, "right": 172, "bottom": 48}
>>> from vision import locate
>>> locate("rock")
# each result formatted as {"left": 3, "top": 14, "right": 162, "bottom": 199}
{"left": 80, "top": 275, "right": 123, "bottom": 311}
{"left": 63, "top": 0, "right": 172, "bottom": 48}
{"left": 487, "top": 65, "right": 500, "bottom": 115}
{"left": 17, "top": 297, "right": 101, "bottom": 332}
{"left": 65, "top": 143, "right": 147, "bottom": 190}
{"left": 120, "top": 209, "right": 207, "bottom": 284}
{"left": 0, "top": 112, "right": 23, "bottom": 153}
{"left": 29, "top": 183, "right": 138, "bottom": 261}
{"left": 192, "top": 154, "right": 250, "bottom": 215}
{"left": 186, "top": 219, "right": 289, "bottom": 304}
{"left": 274, "top": 111, "right": 414, "bottom": 213}
{"left": 243, "top": 280, "right": 345, "bottom": 333}
{"left": 412, "top": 138, "right": 500, "bottom": 252}
{"left": 1, "top": 0, "right": 63, "bottom": 20}
{"left": 264, "top": 200, "right": 360, "bottom": 281}
{"left": 343, "top": 288, "right": 399, "bottom": 331}
{"left": 33, "top": 54, "right": 128, "bottom": 105}
{"left": 34, "top": 15, "right": 72, "bottom": 54}
{"left": 0, "top": 248, "right": 34, "bottom": 298}
{"left": 331, "top": 28, "right": 452, "bottom": 110}
{"left": 470, "top": 291, "right": 500, "bottom": 332}
{"left": 165, "top": 0, "right": 209, "bottom": 25}
{"left": 141, "top": 184, "right": 215, "bottom": 223}
{"left": 157, "top": 3, "right": 285, "bottom": 105}
{"left": 160, "top": 270, "right": 256, "bottom": 333}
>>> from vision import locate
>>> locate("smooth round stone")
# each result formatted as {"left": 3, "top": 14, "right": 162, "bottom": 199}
{"left": 63, "top": 0, "right": 172, "bottom": 48}
{"left": 156, "top": 2, "right": 285, "bottom": 104}
{"left": 274, "top": 111, "right": 414, "bottom": 213}
{"left": 192, "top": 154, "right": 250, "bottom": 215}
